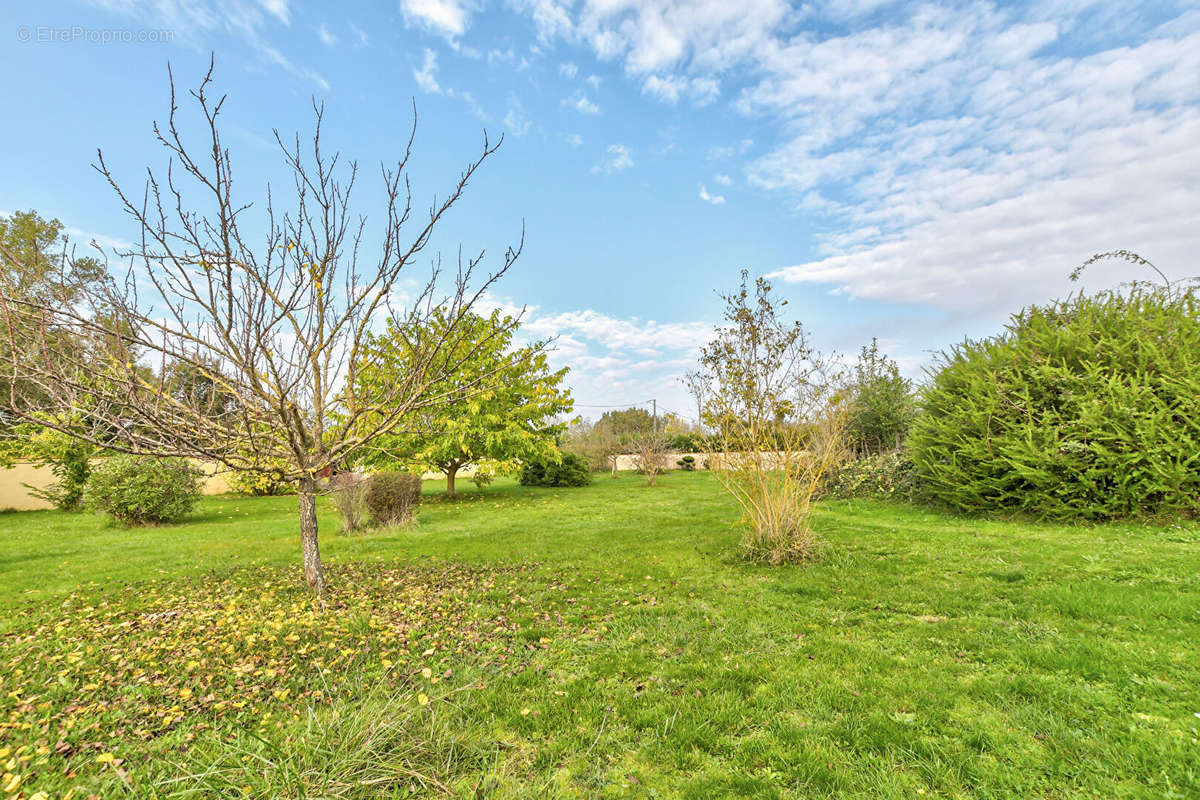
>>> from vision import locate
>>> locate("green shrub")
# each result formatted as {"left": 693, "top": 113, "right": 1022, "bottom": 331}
{"left": 909, "top": 284, "right": 1200, "bottom": 520}
{"left": 227, "top": 466, "right": 295, "bottom": 496}
{"left": 365, "top": 471, "right": 422, "bottom": 526}
{"left": 846, "top": 339, "right": 918, "bottom": 455}
{"left": 824, "top": 452, "right": 920, "bottom": 501}
{"left": 676, "top": 455, "right": 696, "bottom": 471}
{"left": 519, "top": 453, "right": 592, "bottom": 487}
{"left": 83, "top": 455, "right": 202, "bottom": 525}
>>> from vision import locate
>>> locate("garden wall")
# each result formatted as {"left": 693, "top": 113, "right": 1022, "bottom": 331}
{"left": 0, "top": 460, "right": 233, "bottom": 511}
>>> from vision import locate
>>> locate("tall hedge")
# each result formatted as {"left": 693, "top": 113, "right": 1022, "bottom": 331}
{"left": 909, "top": 284, "right": 1200, "bottom": 520}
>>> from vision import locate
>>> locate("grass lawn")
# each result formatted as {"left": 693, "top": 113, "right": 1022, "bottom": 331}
{"left": 1, "top": 472, "right": 1198, "bottom": 798}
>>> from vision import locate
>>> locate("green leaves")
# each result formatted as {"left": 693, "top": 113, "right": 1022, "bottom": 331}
{"left": 910, "top": 285, "right": 1200, "bottom": 520}
{"left": 352, "top": 309, "right": 573, "bottom": 494}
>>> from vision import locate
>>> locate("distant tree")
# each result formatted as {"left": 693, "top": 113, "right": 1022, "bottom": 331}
{"left": 0, "top": 64, "right": 520, "bottom": 594}
{"left": 598, "top": 407, "right": 655, "bottom": 438}
{"left": 354, "top": 309, "right": 572, "bottom": 496}
{"left": 563, "top": 418, "right": 621, "bottom": 476}
{"left": 631, "top": 429, "right": 671, "bottom": 487}
{"left": 846, "top": 339, "right": 917, "bottom": 455}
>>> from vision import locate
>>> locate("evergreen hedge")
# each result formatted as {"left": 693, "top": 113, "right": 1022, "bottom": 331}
{"left": 909, "top": 284, "right": 1200, "bottom": 520}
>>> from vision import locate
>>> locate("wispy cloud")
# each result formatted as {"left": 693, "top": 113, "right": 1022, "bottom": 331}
{"left": 592, "top": 143, "right": 633, "bottom": 174}
{"left": 316, "top": 23, "right": 337, "bottom": 47}
{"left": 698, "top": 185, "right": 725, "bottom": 204}
{"left": 564, "top": 93, "right": 600, "bottom": 114}
{"left": 399, "top": 0, "right": 475, "bottom": 40}
{"left": 503, "top": 97, "right": 531, "bottom": 136}
{"left": 413, "top": 48, "right": 442, "bottom": 94}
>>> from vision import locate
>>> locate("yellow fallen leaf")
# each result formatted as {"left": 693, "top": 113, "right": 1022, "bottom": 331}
{"left": 95, "top": 752, "right": 115, "bottom": 764}
{"left": 519, "top": 707, "right": 531, "bottom": 716}
{"left": 421, "top": 667, "right": 433, "bottom": 679}
{"left": 417, "top": 693, "right": 429, "bottom": 706}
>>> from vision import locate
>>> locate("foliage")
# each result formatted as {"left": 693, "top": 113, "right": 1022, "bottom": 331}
{"left": 354, "top": 309, "right": 573, "bottom": 497}
{"left": 562, "top": 418, "right": 621, "bottom": 474}
{"left": 688, "top": 271, "right": 847, "bottom": 563}
{"left": 676, "top": 455, "right": 696, "bottom": 471}
{"left": 364, "top": 471, "right": 422, "bottom": 526}
{"left": 471, "top": 465, "right": 495, "bottom": 492}
{"left": 83, "top": 455, "right": 202, "bottom": 525}
{"left": 328, "top": 472, "right": 371, "bottom": 534}
{"left": 910, "top": 283, "right": 1200, "bottom": 520}
{"left": 596, "top": 407, "right": 655, "bottom": 438}
{"left": 226, "top": 462, "right": 297, "bottom": 496}
{"left": 519, "top": 452, "right": 592, "bottom": 487}
{"left": 823, "top": 451, "right": 920, "bottom": 501}
{"left": 846, "top": 339, "right": 917, "bottom": 455}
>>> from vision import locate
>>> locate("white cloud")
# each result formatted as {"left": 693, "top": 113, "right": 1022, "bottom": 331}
{"left": 413, "top": 48, "right": 443, "bottom": 94}
{"left": 350, "top": 23, "right": 368, "bottom": 46}
{"left": 560, "top": 62, "right": 578, "bottom": 78}
{"left": 585, "top": 74, "right": 602, "bottom": 89}
{"left": 316, "top": 23, "right": 337, "bottom": 47}
{"left": 642, "top": 74, "right": 719, "bottom": 106}
{"left": 564, "top": 93, "right": 600, "bottom": 114}
{"left": 259, "top": 0, "right": 289, "bottom": 25}
{"left": 503, "top": 97, "right": 531, "bottom": 136}
{"left": 698, "top": 185, "right": 725, "bottom": 204}
{"left": 566, "top": 132, "right": 584, "bottom": 147}
{"left": 706, "top": 139, "right": 753, "bottom": 160}
{"left": 399, "top": 0, "right": 476, "bottom": 39}
{"left": 714, "top": 173, "right": 732, "bottom": 186}
{"left": 751, "top": 19, "right": 1200, "bottom": 314}
{"left": 592, "top": 143, "right": 633, "bottom": 174}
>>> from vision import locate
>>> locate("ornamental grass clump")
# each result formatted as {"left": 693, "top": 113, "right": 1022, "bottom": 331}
{"left": 688, "top": 271, "right": 848, "bottom": 564}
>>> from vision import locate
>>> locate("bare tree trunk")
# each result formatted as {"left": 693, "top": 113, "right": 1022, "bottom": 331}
{"left": 446, "top": 462, "right": 459, "bottom": 497}
{"left": 298, "top": 477, "right": 325, "bottom": 594}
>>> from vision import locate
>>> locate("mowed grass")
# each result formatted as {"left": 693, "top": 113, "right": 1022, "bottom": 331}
{"left": 1, "top": 472, "right": 1198, "bottom": 799}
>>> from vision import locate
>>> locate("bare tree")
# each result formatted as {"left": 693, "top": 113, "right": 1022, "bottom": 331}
{"left": 631, "top": 429, "right": 671, "bottom": 487}
{"left": 0, "top": 62, "right": 522, "bottom": 594}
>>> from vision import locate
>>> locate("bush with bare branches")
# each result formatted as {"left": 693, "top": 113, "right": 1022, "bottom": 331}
{"left": 328, "top": 472, "right": 371, "bottom": 535}
{"left": 631, "top": 430, "right": 672, "bottom": 487}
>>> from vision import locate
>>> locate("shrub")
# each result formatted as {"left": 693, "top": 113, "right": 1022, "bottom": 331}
{"left": 846, "top": 339, "right": 918, "bottom": 455}
{"left": 676, "top": 455, "right": 696, "bottom": 471}
{"left": 364, "top": 471, "right": 422, "bottom": 526}
{"left": 83, "top": 455, "right": 202, "bottom": 525}
{"left": 471, "top": 467, "right": 494, "bottom": 492}
{"left": 328, "top": 472, "right": 371, "bottom": 534}
{"left": 823, "top": 451, "right": 920, "bottom": 501}
{"left": 909, "top": 283, "right": 1200, "bottom": 520}
{"left": 519, "top": 453, "right": 592, "bottom": 487}
{"left": 226, "top": 467, "right": 295, "bottom": 496}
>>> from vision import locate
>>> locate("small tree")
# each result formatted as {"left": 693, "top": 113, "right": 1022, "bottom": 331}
{"left": 353, "top": 309, "right": 572, "bottom": 497}
{"left": 0, "top": 63, "right": 520, "bottom": 594}
{"left": 846, "top": 339, "right": 917, "bottom": 456}
{"left": 631, "top": 429, "right": 671, "bottom": 487}
{"left": 688, "top": 271, "right": 847, "bottom": 564}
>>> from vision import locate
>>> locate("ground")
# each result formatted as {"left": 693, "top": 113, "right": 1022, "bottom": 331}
{"left": 0, "top": 472, "right": 1197, "bottom": 799}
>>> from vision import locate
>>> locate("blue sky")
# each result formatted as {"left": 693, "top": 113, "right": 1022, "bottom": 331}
{"left": 2, "top": 0, "right": 1198, "bottom": 419}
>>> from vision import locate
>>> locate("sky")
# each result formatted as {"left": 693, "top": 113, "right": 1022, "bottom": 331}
{"left": 1, "top": 0, "right": 1197, "bottom": 421}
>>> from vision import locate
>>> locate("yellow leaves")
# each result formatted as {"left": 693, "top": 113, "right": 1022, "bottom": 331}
{"left": 1, "top": 773, "right": 20, "bottom": 793}
{"left": 94, "top": 752, "right": 115, "bottom": 764}
{"left": 421, "top": 667, "right": 433, "bottom": 679}
{"left": 178, "top": 687, "right": 193, "bottom": 700}
{"left": 381, "top": 658, "right": 393, "bottom": 669}
{"left": 519, "top": 707, "right": 531, "bottom": 716}
{"left": 417, "top": 693, "right": 429, "bottom": 706}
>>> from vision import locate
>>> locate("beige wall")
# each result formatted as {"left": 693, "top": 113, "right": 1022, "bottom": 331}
{"left": 0, "top": 459, "right": 233, "bottom": 511}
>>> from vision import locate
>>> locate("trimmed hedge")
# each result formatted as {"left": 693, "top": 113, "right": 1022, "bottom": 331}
{"left": 519, "top": 453, "right": 592, "bottom": 487}
{"left": 909, "top": 284, "right": 1200, "bottom": 520}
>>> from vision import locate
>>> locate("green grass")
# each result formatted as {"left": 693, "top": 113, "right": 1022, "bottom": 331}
{"left": 1, "top": 472, "right": 1198, "bottom": 798}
